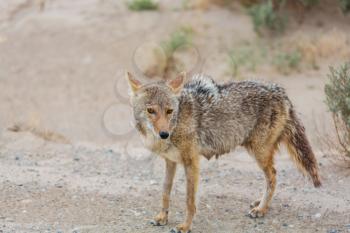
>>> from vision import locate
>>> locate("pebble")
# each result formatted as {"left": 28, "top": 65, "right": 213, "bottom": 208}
{"left": 314, "top": 213, "right": 321, "bottom": 219}
{"left": 328, "top": 229, "right": 339, "bottom": 233}
{"left": 150, "top": 180, "right": 158, "bottom": 185}
{"left": 282, "top": 223, "right": 288, "bottom": 227}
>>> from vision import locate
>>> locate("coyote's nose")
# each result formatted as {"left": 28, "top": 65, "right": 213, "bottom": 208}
{"left": 159, "top": 131, "right": 169, "bottom": 139}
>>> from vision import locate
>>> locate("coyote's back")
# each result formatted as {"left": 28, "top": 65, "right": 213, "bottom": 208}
{"left": 182, "top": 74, "right": 321, "bottom": 187}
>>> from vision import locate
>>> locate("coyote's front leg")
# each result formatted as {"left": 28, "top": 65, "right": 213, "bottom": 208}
{"left": 151, "top": 159, "right": 177, "bottom": 226}
{"left": 171, "top": 156, "right": 199, "bottom": 233}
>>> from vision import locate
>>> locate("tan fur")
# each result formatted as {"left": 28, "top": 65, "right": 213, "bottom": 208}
{"left": 128, "top": 73, "right": 321, "bottom": 233}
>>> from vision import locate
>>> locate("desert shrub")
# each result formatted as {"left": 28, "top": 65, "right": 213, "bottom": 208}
{"left": 339, "top": 0, "right": 350, "bottom": 13}
{"left": 143, "top": 26, "right": 194, "bottom": 79}
{"left": 127, "top": 0, "right": 158, "bottom": 11}
{"left": 273, "top": 50, "right": 302, "bottom": 74}
{"left": 161, "top": 26, "right": 194, "bottom": 58}
{"left": 228, "top": 43, "right": 261, "bottom": 76}
{"left": 325, "top": 63, "right": 350, "bottom": 159}
{"left": 300, "top": 0, "right": 319, "bottom": 7}
{"left": 248, "top": 0, "right": 286, "bottom": 34}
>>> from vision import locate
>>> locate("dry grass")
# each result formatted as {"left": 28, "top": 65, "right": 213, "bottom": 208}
{"left": 8, "top": 122, "right": 71, "bottom": 144}
{"left": 286, "top": 29, "right": 350, "bottom": 68}
{"left": 315, "top": 116, "right": 350, "bottom": 168}
{"left": 190, "top": 0, "right": 259, "bottom": 9}
{"left": 143, "top": 26, "right": 195, "bottom": 80}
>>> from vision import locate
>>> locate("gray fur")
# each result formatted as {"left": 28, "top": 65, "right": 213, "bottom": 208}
{"left": 176, "top": 74, "right": 290, "bottom": 159}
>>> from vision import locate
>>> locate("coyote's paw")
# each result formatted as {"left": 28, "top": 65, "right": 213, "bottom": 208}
{"left": 150, "top": 212, "right": 168, "bottom": 226}
{"left": 248, "top": 207, "right": 267, "bottom": 218}
{"left": 250, "top": 199, "right": 260, "bottom": 208}
{"left": 169, "top": 223, "right": 191, "bottom": 233}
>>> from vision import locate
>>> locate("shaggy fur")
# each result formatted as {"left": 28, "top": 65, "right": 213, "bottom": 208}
{"left": 127, "top": 72, "right": 321, "bottom": 233}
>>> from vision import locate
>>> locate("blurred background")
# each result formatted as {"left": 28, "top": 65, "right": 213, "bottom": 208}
{"left": 0, "top": 0, "right": 350, "bottom": 232}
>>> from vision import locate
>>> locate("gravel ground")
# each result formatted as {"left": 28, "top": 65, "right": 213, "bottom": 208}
{"left": 0, "top": 0, "right": 350, "bottom": 232}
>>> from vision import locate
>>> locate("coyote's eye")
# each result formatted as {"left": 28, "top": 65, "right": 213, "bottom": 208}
{"left": 147, "top": 108, "right": 155, "bottom": 114}
{"left": 166, "top": 109, "right": 173, "bottom": 115}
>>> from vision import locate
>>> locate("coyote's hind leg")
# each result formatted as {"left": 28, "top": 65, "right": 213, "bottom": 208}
{"left": 244, "top": 128, "right": 282, "bottom": 217}
{"left": 248, "top": 151, "right": 277, "bottom": 218}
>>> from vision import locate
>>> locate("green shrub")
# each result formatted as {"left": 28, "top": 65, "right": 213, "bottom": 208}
{"left": 339, "top": 0, "right": 350, "bottom": 13}
{"left": 325, "top": 63, "right": 350, "bottom": 158}
{"left": 161, "top": 26, "right": 194, "bottom": 58}
{"left": 273, "top": 50, "right": 302, "bottom": 74}
{"left": 325, "top": 64, "right": 350, "bottom": 127}
{"left": 248, "top": 0, "right": 286, "bottom": 34}
{"left": 128, "top": 0, "right": 158, "bottom": 11}
{"left": 300, "top": 0, "right": 319, "bottom": 7}
{"left": 228, "top": 44, "right": 260, "bottom": 76}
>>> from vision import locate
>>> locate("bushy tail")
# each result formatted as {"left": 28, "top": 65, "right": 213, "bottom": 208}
{"left": 283, "top": 108, "right": 321, "bottom": 187}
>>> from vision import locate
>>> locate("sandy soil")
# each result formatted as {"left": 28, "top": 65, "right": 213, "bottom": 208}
{"left": 0, "top": 0, "right": 350, "bottom": 232}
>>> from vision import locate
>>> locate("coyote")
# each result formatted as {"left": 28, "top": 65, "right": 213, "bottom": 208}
{"left": 127, "top": 72, "right": 321, "bottom": 233}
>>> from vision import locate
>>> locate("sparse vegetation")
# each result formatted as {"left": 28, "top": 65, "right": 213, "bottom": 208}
{"left": 127, "top": 0, "right": 158, "bottom": 11}
{"left": 248, "top": 0, "right": 286, "bottom": 34}
{"left": 339, "top": 0, "right": 350, "bottom": 13}
{"left": 273, "top": 50, "right": 302, "bottom": 74}
{"left": 161, "top": 26, "right": 194, "bottom": 58}
{"left": 144, "top": 26, "right": 194, "bottom": 79}
{"left": 228, "top": 43, "right": 261, "bottom": 76}
{"left": 300, "top": 0, "right": 319, "bottom": 7}
{"left": 325, "top": 63, "right": 350, "bottom": 160}
{"left": 160, "top": 26, "right": 194, "bottom": 78}
{"left": 227, "top": 40, "right": 306, "bottom": 76}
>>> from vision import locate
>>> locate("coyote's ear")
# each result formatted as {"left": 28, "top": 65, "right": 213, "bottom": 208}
{"left": 167, "top": 72, "right": 186, "bottom": 94}
{"left": 126, "top": 71, "right": 142, "bottom": 93}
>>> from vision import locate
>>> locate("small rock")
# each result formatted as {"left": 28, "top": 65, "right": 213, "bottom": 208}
{"left": 314, "top": 213, "right": 321, "bottom": 219}
{"left": 328, "top": 229, "right": 339, "bottom": 233}
{"left": 150, "top": 180, "right": 158, "bottom": 185}
{"left": 55, "top": 185, "right": 63, "bottom": 188}
{"left": 345, "top": 224, "right": 350, "bottom": 229}
{"left": 282, "top": 223, "right": 288, "bottom": 227}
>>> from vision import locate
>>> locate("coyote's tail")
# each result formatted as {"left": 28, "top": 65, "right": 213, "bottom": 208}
{"left": 283, "top": 107, "right": 321, "bottom": 187}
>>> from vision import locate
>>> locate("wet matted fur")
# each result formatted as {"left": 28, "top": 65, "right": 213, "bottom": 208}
{"left": 127, "top": 72, "right": 321, "bottom": 233}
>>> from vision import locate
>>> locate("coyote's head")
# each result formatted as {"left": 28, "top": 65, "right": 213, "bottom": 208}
{"left": 126, "top": 72, "right": 185, "bottom": 140}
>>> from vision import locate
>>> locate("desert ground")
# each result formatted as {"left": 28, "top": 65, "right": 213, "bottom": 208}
{"left": 0, "top": 0, "right": 350, "bottom": 232}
